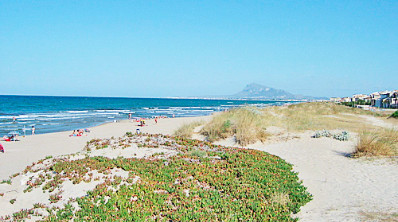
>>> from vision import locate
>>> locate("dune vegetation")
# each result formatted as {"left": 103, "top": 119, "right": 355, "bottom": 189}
{"left": 173, "top": 121, "right": 204, "bottom": 138}
{"left": 200, "top": 107, "right": 268, "bottom": 146}
{"left": 200, "top": 102, "right": 383, "bottom": 145}
{"left": 390, "top": 111, "right": 398, "bottom": 119}
{"left": 197, "top": 102, "right": 398, "bottom": 157}
{"left": 353, "top": 129, "right": 398, "bottom": 157}
{"left": 0, "top": 134, "right": 311, "bottom": 221}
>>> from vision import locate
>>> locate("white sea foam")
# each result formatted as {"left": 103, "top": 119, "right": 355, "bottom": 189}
{"left": 66, "top": 111, "right": 89, "bottom": 114}
{"left": 94, "top": 110, "right": 130, "bottom": 112}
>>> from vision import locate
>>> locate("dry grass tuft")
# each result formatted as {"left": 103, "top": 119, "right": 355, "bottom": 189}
{"left": 353, "top": 129, "right": 398, "bottom": 157}
{"left": 174, "top": 121, "right": 204, "bottom": 138}
{"left": 360, "top": 211, "right": 398, "bottom": 222}
{"left": 200, "top": 113, "right": 234, "bottom": 141}
{"left": 201, "top": 107, "right": 268, "bottom": 146}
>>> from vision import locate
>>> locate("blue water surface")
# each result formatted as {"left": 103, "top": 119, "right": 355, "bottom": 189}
{"left": 0, "top": 95, "right": 291, "bottom": 135}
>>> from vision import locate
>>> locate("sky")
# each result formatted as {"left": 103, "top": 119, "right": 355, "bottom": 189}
{"left": 0, "top": 1, "right": 397, "bottom": 98}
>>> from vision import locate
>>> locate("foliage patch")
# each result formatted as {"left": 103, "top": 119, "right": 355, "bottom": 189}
{"left": 1, "top": 134, "right": 312, "bottom": 221}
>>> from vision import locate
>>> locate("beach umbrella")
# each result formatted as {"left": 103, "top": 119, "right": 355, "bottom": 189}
{"left": 8, "top": 131, "right": 20, "bottom": 136}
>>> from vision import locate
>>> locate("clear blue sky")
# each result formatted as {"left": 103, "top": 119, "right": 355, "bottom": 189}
{"left": 0, "top": 1, "right": 397, "bottom": 98}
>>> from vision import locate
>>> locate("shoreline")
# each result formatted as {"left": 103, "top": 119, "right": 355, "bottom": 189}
{"left": 0, "top": 95, "right": 292, "bottom": 137}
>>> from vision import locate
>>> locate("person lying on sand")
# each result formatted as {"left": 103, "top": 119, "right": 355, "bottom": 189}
{"left": 78, "top": 129, "right": 84, "bottom": 136}
{"left": 3, "top": 135, "right": 14, "bottom": 141}
{"left": 70, "top": 129, "right": 87, "bottom": 137}
{"left": 69, "top": 130, "right": 77, "bottom": 137}
{"left": 3, "top": 136, "right": 10, "bottom": 141}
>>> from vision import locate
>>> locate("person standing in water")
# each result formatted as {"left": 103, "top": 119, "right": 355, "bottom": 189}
{"left": 31, "top": 126, "right": 35, "bottom": 135}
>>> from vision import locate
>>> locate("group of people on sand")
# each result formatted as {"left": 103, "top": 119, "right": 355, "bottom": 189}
{"left": 3, "top": 135, "right": 17, "bottom": 142}
{"left": 69, "top": 128, "right": 90, "bottom": 137}
{"left": 131, "top": 115, "right": 170, "bottom": 126}
{"left": 2, "top": 126, "right": 35, "bottom": 142}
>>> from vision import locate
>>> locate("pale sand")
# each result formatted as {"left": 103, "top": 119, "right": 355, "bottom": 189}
{"left": 1, "top": 114, "right": 397, "bottom": 221}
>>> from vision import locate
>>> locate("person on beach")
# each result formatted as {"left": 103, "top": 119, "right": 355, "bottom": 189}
{"left": 129, "top": 113, "right": 132, "bottom": 120}
{"left": 155, "top": 118, "right": 158, "bottom": 124}
{"left": 3, "top": 136, "right": 11, "bottom": 142}
{"left": 70, "top": 130, "right": 77, "bottom": 137}
{"left": 78, "top": 129, "right": 84, "bottom": 136}
{"left": 0, "top": 143, "right": 4, "bottom": 153}
{"left": 31, "top": 126, "right": 35, "bottom": 135}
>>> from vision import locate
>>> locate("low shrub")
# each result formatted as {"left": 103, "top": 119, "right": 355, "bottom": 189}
{"left": 390, "top": 111, "right": 398, "bottom": 119}
{"left": 312, "top": 130, "right": 349, "bottom": 141}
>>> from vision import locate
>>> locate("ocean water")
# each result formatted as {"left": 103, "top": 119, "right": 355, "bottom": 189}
{"left": 0, "top": 95, "right": 291, "bottom": 136}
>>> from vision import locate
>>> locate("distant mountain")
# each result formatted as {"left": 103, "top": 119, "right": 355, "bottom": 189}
{"left": 228, "top": 83, "right": 325, "bottom": 100}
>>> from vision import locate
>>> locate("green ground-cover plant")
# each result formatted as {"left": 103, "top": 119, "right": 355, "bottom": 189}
{"left": 1, "top": 179, "right": 11, "bottom": 185}
{"left": 2, "top": 134, "right": 312, "bottom": 221}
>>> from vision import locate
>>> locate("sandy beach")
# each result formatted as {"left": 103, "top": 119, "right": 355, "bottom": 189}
{"left": 0, "top": 116, "right": 211, "bottom": 180}
{"left": 1, "top": 113, "right": 397, "bottom": 221}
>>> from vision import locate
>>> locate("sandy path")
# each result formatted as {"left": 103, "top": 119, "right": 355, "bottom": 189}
{"left": 242, "top": 135, "right": 398, "bottom": 221}
{"left": 0, "top": 116, "right": 211, "bottom": 180}
{"left": 358, "top": 115, "right": 397, "bottom": 129}
{"left": 342, "top": 113, "right": 397, "bottom": 129}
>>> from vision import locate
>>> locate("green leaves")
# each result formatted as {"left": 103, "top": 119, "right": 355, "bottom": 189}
{"left": 9, "top": 134, "right": 311, "bottom": 221}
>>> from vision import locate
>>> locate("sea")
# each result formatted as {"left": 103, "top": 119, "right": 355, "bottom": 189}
{"left": 0, "top": 95, "right": 293, "bottom": 136}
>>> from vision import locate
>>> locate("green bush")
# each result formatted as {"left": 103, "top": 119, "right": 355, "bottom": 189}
{"left": 390, "top": 111, "right": 398, "bottom": 119}
{"left": 341, "top": 100, "right": 371, "bottom": 107}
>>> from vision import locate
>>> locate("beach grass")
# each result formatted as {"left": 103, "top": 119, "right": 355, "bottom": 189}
{"left": 200, "top": 102, "right": 384, "bottom": 145}
{"left": 173, "top": 121, "right": 204, "bottom": 138}
{"left": 200, "top": 107, "right": 268, "bottom": 146}
{"left": 267, "top": 102, "right": 381, "bottom": 132}
{"left": 352, "top": 129, "right": 398, "bottom": 157}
